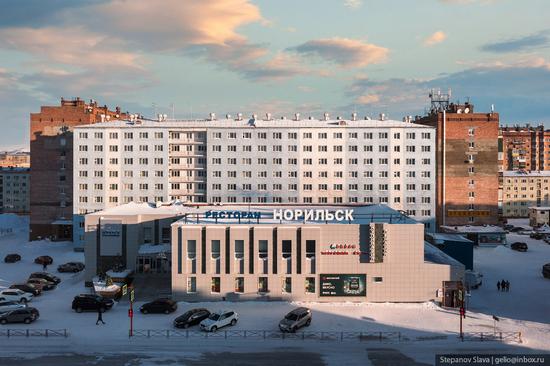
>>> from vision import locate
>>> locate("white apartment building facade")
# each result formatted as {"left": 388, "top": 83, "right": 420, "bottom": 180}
{"left": 73, "top": 115, "right": 436, "bottom": 249}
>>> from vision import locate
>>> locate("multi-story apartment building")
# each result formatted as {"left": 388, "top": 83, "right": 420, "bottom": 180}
{"left": 0, "top": 150, "right": 30, "bottom": 168}
{"left": 416, "top": 97, "right": 499, "bottom": 227}
{"left": 0, "top": 167, "right": 30, "bottom": 214}
{"left": 500, "top": 124, "right": 550, "bottom": 171}
{"left": 30, "top": 98, "right": 128, "bottom": 243}
{"left": 502, "top": 170, "right": 550, "bottom": 217}
{"left": 73, "top": 114, "right": 436, "bottom": 249}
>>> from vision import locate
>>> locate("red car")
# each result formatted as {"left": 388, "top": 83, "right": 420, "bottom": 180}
{"left": 34, "top": 256, "right": 53, "bottom": 265}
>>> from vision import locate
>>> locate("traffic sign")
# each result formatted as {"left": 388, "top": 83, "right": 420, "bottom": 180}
{"left": 122, "top": 284, "right": 128, "bottom": 296}
{"left": 130, "top": 289, "right": 135, "bottom": 302}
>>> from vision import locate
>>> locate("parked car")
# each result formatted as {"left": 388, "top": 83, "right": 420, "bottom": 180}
{"left": 0, "top": 289, "right": 33, "bottom": 304}
{"left": 27, "top": 278, "right": 56, "bottom": 291}
{"left": 9, "top": 283, "right": 41, "bottom": 296}
{"left": 200, "top": 310, "right": 238, "bottom": 332}
{"left": 72, "top": 294, "right": 114, "bottom": 313}
{"left": 503, "top": 224, "right": 514, "bottom": 231}
{"left": 530, "top": 232, "right": 544, "bottom": 240}
{"left": 278, "top": 307, "right": 312, "bottom": 332}
{"left": 30, "top": 272, "right": 61, "bottom": 284}
{"left": 0, "top": 301, "right": 26, "bottom": 313}
{"left": 174, "top": 308, "right": 210, "bottom": 328}
{"left": 509, "top": 227, "right": 523, "bottom": 233}
{"left": 140, "top": 298, "right": 177, "bottom": 314}
{"left": 4, "top": 254, "right": 21, "bottom": 263}
{"left": 57, "top": 262, "right": 85, "bottom": 273}
{"left": 34, "top": 256, "right": 53, "bottom": 265}
{"left": 0, "top": 308, "right": 39, "bottom": 325}
{"left": 510, "top": 242, "right": 528, "bottom": 252}
{"left": 542, "top": 263, "right": 550, "bottom": 279}
{"left": 464, "top": 270, "right": 483, "bottom": 289}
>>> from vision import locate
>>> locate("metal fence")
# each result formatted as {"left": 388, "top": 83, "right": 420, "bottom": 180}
{"left": 0, "top": 329, "right": 68, "bottom": 338}
{"left": 131, "top": 329, "right": 402, "bottom": 342}
{"left": 461, "top": 332, "right": 522, "bottom": 343}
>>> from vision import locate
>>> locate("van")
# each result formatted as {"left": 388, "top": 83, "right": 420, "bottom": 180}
{"left": 464, "top": 270, "right": 483, "bottom": 289}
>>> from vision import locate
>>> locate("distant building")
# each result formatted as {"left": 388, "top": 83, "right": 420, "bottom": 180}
{"left": 29, "top": 97, "right": 128, "bottom": 243}
{"left": 72, "top": 114, "right": 437, "bottom": 250}
{"left": 440, "top": 225, "right": 506, "bottom": 246}
{"left": 500, "top": 125, "right": 549, "bottom": 171}
{"left": 0, "top": 167, "right": 30, "bottom": 214}
{"left": 416, "top": 93, "right": 499, "bottom": 227}
{"left": 502, "top": 171, "right": 550, "bottom": 217}
{"left": 0, "top": 150, "right": 30, "bottom": 168}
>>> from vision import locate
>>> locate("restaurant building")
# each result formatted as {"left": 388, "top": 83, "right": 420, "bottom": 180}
{"left": 84, "top": 202, "right": 463, "bottom": 303}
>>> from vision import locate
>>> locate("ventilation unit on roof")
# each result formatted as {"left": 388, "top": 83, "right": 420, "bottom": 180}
{"left": 351, "top": 112, "right": 357, "bottom": 121}
{"left": 379, "top": 113, "right": 385, "bottom": 121}
{"left": 308, "top": 116, "right": 314, "bottom": 120}
{"left": 237, "top": 113, "right": 243, "bottom": 121}
{"left": 226, "top": 114, "right": 231, "bottom": 119}
{"left": 252, "top": 113, "right": 258, "bottom": 120}
{"left": 323, "top": 112, "right": 329, "bottom": 121}
{"left": 209, "top": 112, "right": 216, "bottom": 121}
{"left": 266, "top": 113, "right": 272, "bottom": 121}
{"left": 294, "top": 113, "right": 300, "bottom": 121}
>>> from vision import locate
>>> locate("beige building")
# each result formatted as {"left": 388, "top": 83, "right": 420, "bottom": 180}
{"left": 84, "top": 202, "right": 463, "bottom": 303}
{"left": 528, "top": 207, "right": 550, "bottom": 228}
{"left": 0, "top": 150, "right": 30, "bottom": 168}
{"left": 502, "top": 171, "right": 550, "bottom": 217}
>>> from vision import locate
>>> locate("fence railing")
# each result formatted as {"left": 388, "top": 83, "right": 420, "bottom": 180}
{"left": 461, "top": 332, "right": 522, "bottom": 343}
{"left": 130, "top": 329, "right": 402, "bottom": 342}
{"left": 0, "top": 329, "right": 68, "bottom": 338}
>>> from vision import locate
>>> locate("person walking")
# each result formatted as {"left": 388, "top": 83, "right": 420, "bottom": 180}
{"left": 500, "top": 279, "right": 506, "bottom": 292}
{"left": 96, "top": 308, "right": 105, "bottom": 325}
{"left": 497, "top": 281, "right": 501, "bottom": 292}
{"left": 505, "top": 280, "right": 510, "bottom": 292}
{"left": 42, "top": 262, "right": 47, "bottom": 271}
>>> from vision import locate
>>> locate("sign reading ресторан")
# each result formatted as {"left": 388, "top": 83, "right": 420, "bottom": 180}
{"left": 273, "top": 209, "right": 354, "bottom": 222}
{"left": 205, "top": 210, "right": 262, "bottom": 219}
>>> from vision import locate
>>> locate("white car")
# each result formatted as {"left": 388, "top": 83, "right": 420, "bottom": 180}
{"left": 0, "top": 289, "right": 33, "bottom": 304}
{"left": 200, "top": 310, "right": 238, "bottom": 332}
{"left": 0, "top": 301, "right": 27, "bottom": 313}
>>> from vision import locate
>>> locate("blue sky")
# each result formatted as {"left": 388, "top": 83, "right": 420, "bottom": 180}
{"left": 1, "top": 0, "right": 549, "bottom": 148}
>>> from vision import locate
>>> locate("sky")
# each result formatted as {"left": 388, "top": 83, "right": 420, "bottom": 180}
{"left": 1, "top": 0, "right": 549, "bottom": 149}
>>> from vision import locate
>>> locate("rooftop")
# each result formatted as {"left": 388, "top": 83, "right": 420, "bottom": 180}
{"left": 440, "top": 225, "right": 506, "bottom": 234}
{"left": 426, "top": 233, "right": 474, "bottom": 244}
{"left": 89, "top": 202, "right": 418, "bottom": 226}
{"left": 503, "top": 170, "right": 550, "bottom": 177}
{"left": 75, "top": 117, "right": 433, "bottom": 130}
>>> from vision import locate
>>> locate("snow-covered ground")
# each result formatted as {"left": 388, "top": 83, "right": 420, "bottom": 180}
{"left": 0, "top": 215, "right": 549, "bottom": 365}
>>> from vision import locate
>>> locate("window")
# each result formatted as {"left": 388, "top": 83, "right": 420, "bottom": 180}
{"left": 258, "top": 277, "right": 268, "bottom": 293}
{"left": 211, "top": 277, "right": 220, "bottom": 293}
{"left": 186, "top": 277, "right": 196, "bottom": 293}
{"left": 305, "top": 277, "right": 315, "bottom": 293}
{"left": 282, "top": 278, "right": 292, "bottom": 293}
{"left": 373, "top": 277, "right": 383, "bottom": 283}
{"left": 235, "top": 277, "right": 244, "bottom": 293}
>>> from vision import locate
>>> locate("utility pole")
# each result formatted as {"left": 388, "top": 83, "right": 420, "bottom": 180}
{"left": 128, "top": 286, "right": 135, "bottom": 337}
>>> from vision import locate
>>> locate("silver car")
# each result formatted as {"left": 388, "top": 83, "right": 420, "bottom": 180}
{"left": 0, "top": 301, "right": 27, "bottom": 313}
{"left": 278, "top": 307, "right": 312, "bottom": 333}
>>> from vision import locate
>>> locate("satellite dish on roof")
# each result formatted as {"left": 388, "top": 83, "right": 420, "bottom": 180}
{"left": 464, "top": 107, "right": 470, "bottom": 114}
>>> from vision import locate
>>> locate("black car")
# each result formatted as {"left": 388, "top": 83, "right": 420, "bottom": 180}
{"left": 4, "top": 254, "right": 21, "bottom": 263}
{"left": 34, "top": 256, "right": 53, "bottom": 265}
{"left": 503, "top": 224, "right": 514, "bottom": 231}
{"left": 9, "top": 283, "right": 41, "bottom": 296}
{"left": 140, "top": 298, "right": 178, "bottom": 314}
{"left": 30, "top": 272, "right": 61, "bottom": 284}
{"left": 0, "top": 307, "right": 39, "bottom": 325}
{"left": 530, "top": 232, "right": 544, "bottom": 240}
{"left": 72, "top": 294, "right": 114, "bottom": 313}
{"left": 543, "top": 263, "right": 550, "bottom": 279}
{"left": 57, "top": 262, "right": 85, "bottom": 273}
{"left": 509, "top": 227, "right": 523, "bottom": 233}
{"left": 510, "top": 242, "right": 528, "bottom": 252}
{"left": 174, "top": 308, "right": 210, "bottom": 328}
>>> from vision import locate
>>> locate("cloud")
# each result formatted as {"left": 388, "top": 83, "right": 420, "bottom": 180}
{"left": 424, "top": 31, "right": 447, "bottom": 46}
{"left": 291, "top": 38, "right": 388, "bottom": 68}
{"left": 355, "top": 94, "right": 381, "bottom": 105}
{"left": 481, "top": 31, "right": 550, "bottom": 53}
{"left": 345, "top": 57, "right": 550, "bottom": 122}
{"left": 344, "top": 0, "right": 363, "bottom": 8}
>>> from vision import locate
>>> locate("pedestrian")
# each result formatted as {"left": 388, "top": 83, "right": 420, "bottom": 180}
{"left": 497, "top": 281, "right": 501, "bottom": 291}
{"left": 96, "top": 308, "right": 105, "bottom": 325}
{"left": 505, "top": 280, "right": 510, "bottom": 292}
{"left": 42, "top": 262, "right": 47, "bottom": 271}
{"left": 500, "top": 279, "right": 506, "bottom": 291}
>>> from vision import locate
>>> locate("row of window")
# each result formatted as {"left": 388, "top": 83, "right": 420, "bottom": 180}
{"left": 78, "top": 132, "right": 164, "bottom": 139}
{"left": 212, "top": 131, "right": 431, "bottom": 140}
{"left": 78, "top": 171, "right": 165, "bottom": 178}
{"left": 212, "top": 157, "right": 430, "bottom": 166}
{"left": 185, "top": 276, "right": 318, "bottom": 295}
{"left": 79, "top": 196, "right": 164, "bottom": 204}
{"left": 213, "top": 183, "right": 432, "bottom": 194}
{"left": 212, "top": 145, "right": 432, "bottom": 153}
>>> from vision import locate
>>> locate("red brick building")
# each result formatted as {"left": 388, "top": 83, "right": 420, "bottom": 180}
{"left": 500, "top": 125, "right": 549, "bottom": 171}
{"left": 30, "top": 98, "right": 127, "bottom": 241}
{"left": 416, "top": 101, "right": 500, "bottom": 227}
